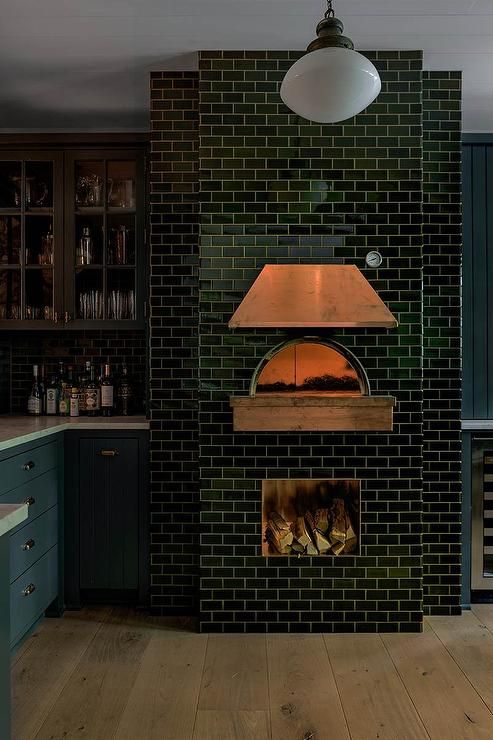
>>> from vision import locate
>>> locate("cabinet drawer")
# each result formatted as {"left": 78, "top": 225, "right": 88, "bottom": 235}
{"left": 10, "top": 505, "right": 58, "bottom": 584}
{"left": 10, "top": 545, "right": 58, "bottom": 647}
{"left": 0, "top": 467, "right": 58, "bottom": 531}
{"left": 0, "top": 441, "right": 58, "bottom": 497}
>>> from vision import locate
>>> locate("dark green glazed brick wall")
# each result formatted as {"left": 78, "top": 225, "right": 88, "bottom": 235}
{"left": 423, "top": 72, "right": 462, "bottom": 615}
{"left": 149, "top": 72, "right": 200, "bottom": 615}
{"left": 199, "top": 51, "right": 425, "bottom": 633}
{"left": 148, "top": 56, "right": 462, "bottom": 627}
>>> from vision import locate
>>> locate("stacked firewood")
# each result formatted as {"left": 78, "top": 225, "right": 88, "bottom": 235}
{"left": 265, "top": 498, "right": 357, "bottom": 556}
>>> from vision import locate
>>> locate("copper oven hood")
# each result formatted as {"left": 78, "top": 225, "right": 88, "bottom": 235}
{"left": 228, "top": 264, "right": 398, "bottom": 329}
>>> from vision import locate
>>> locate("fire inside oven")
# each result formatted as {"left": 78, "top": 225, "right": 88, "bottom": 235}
{"left": 253, "top": 340, "right": 368, "bottom": 397}
{"left": 262, "top": 479, "right": 360, "bottom": 557}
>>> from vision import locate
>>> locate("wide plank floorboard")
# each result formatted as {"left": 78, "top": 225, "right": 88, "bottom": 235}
{"left": 193, "top": 710, "right": 271, "bottom": 740}
{"left": 472, "top": 603, "right": 493, "bottom": 634}
{"left": 325, "top": 633, "right": 428, "bottom": 740}
{"left": 428, "top": 610, "right": 493, "bottom": 713}
{"left": 114, "top": 628, "right": 208, "bottom": 740}
{"left": 267, "top": 634, "right": 350, "bottom": 740}
{"left": 198, "top": 634, "right": 269, "bottom": 712}
{"left": 383, "top": 622, "right": 493, "bottom": 739}
{"left": 33, "top": 608, "right": 153, "bottom": 740}
{"left": 12, "top": 608, "right": 108, "bottom": 740}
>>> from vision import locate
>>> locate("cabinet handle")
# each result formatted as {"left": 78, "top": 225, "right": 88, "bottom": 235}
{"left": 99, "top": 449, "right": 119, "bottom": 457}
{"left": 24, "top": 496, "right": 36, "bottom": 507}
{"left": 22, "top": 583, "right": 36, "bottom": 597}
{"left": 22, "top": 461, "right": 35, "bottom": 471}
{"left": 22, "top": 539, "right": 35, "bottom": 551}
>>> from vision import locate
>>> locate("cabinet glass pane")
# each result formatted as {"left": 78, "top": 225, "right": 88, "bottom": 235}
{"left": 0, "top": 216, "right": 21, "bottom": 264}
{"left": 107, "top": 215, "right": 135, "bottom": 265}
{"left": 76, "top": 269, "right": 103, "bottom": 320}
{"left": 25, "top": 269, "right": 53, "bottom": 320}
{"left": 107, "top": 161, "right": 136, "bottom": 209}
{"left": 107, "top": 269, "right": 135, "bottom": 320}
{"left": 25, "top": 161, "right": 53, "bottom": 209}
{"left": 25, "top": 216, "right": 54, "bottom": 266}
{"left": 75, "top": 161, "right": 104, "bottom": 208}
{"left": 75, "top": 215, "right": 103, "bottom": 266}
{"left": 0, "top": 269, "right": 20, "bottom": 319}
{"left": 0, "top": 162, "right": 21, "bottom": 208}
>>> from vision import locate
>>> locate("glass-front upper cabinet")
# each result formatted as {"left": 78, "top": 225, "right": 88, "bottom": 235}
{"left": 65, "top": 150, "right": 145, "bottom": 326}
{"left": 0, "top": 152, "right": 63, "bottom": 326}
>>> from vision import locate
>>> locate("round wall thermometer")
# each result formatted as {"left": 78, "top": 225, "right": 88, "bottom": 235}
{"left": 365, "top": 250, "right": 383, "bottom": 268}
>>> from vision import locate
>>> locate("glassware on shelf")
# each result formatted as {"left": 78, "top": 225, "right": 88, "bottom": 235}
{"left": 75, "top": 174, "right": 104, "bottom": 207}
{"left": 25, "top": 305, "right": 54, "bottom": 320}
{"left": 108, "top": 178, "right": 135, "bottom": 209}
{"left": 107, "top": 289, "right": 135, "bottom": 320}
{"left": 0, "top": 216, "right": 21, "bottom": 264}
{"left": 77, "top": 227, "right": 94, "bottom": 265}
{"left": 78, "top": 290, "right": 103, "bottom": 320}
{"left": 39, "top": 225, "right": 54, "bottom": 265}
{"left": 108, "top": 225, "right": 129, "bottom": 265}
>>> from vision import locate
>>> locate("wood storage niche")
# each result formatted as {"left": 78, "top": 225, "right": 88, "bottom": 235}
{"left": 230, "top": 338, "right": 395, "bottom": 432}
{"left": 263, "top": 479, "right": 360, "bottom": 557}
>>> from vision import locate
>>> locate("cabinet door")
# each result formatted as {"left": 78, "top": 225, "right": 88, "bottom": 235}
{"left": 64, "top": 149, "right": 146, "bottom": 329}
{"left": 79, "top": 438, "right": 139, "bottom": 591}
{"left": 0, "top": 151, "right": 64, "bottom": 329}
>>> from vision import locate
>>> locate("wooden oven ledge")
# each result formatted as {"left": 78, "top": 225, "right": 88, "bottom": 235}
{"left": 230, "top": 395, "right": 396, "bottom": 432}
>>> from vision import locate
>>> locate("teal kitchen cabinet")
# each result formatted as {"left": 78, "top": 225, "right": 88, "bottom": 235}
{"left": 0, "top": 504, "right": 29, "bottom": 740}
{"left": 0, "top": 435, "right": 63, "bottom": 649}
{"left": 64, "top": 430, "right": 149, "bottom": 608}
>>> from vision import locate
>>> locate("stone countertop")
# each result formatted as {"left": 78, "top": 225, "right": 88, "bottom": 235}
{"left": 0, "top": 504, "right": 28, "bottom": 537}
{"left": 0, "top": 415, "right": 150, "bottom": 452}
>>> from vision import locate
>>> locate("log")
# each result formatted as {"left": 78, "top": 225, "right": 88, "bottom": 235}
{"left": 329, "top": 498, "right": 358, "bottom": 556}
{"left": 265, "top": 511, "right": 294, "bottom": 553}
{"left": 314, "top": 508, "right": 330, "bottom": 534}
{"left": 293, "top": 517, "right": 318, "bottom": 555}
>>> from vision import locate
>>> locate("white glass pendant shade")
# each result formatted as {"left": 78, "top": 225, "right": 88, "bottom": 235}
{"left": 281, "top": 47, "right": 381, "bottom": 123}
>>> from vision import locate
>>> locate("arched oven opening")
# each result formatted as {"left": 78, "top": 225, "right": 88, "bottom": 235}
{"left": 251, "top": 338, "right": 370, "bottom": 398}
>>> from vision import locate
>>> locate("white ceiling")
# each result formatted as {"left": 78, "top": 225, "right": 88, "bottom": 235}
{"left": 1, "top": 0, "right": 492, "bottom": 133}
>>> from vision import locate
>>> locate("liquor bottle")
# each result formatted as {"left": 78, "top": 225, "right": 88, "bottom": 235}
{"left": 70, "top": 387, "right": 79, "bottom": 417}
{"left": 100, "top": 364, "right": 114, "bottom": 417}
{"left": 46, "top": 374, "right": 59, "bottom": 415}
{"left": 78, "top": 361, "right": 91, "bottom": 414}
{"left": 116, "top": 364, "right": 133, "bottom": 416}
{"left": 58, "top": 382, "right": 70, "bottom": 416}
{"left": 84, "top": 364, "right": 100, "bottom": 417}
{"left": 39, "top": 364, "right": 47, "bottom": 414}
{"left": 57, "top": 361, "right": 66, "bottom": 384}
{"left": 27, "top": 364, "right": 43, "bottom": 416}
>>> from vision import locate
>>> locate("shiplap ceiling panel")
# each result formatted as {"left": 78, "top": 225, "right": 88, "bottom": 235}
{"left": 0, "top": 0, "right": 492, "bottom": 131}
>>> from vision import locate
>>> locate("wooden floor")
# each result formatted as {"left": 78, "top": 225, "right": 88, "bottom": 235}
{"left": 11, "top": 605, "right": 493, "bottom": 740}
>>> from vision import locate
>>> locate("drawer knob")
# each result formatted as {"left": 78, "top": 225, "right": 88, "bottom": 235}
{"left": 99, "top": 449, "right": 119, "bottom": 457}
{"left": 22, "top": 583, "right": 36, "bottom": 597}
{"left": 22, "top": 539, "right": 35, "bottom": 551}
{"left": 22, "top": 461, "right": 35, "bottom": 471}
{"left": 24, "top": 496, "right": 36, "bottom": 507}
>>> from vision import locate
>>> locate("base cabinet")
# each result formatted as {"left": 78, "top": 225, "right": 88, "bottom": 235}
{"left": 0, "top": 437, "right": 63, "bottom": 650}
{"left": 65, "top": 431, "right": 148, "bottom": 608}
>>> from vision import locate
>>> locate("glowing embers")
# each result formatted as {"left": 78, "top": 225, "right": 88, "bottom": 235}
{"left": 262, "top": 479, "right": 360, "bottom": 557}
{"left": 255, "top": 340, "right": 365, "bottom": 397}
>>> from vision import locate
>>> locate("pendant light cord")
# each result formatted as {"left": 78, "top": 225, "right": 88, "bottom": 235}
{"left": 325, "top": 0, "right": 335, "bottom": 19}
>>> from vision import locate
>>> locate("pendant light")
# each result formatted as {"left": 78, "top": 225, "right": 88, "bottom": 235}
{"left": 280, "top": 0, "right": 381, "bottom": 124}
